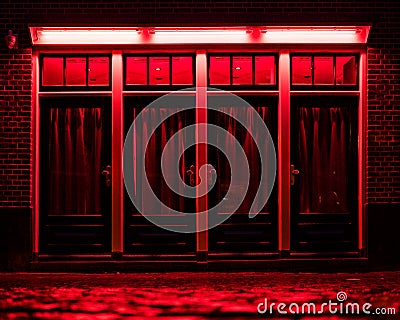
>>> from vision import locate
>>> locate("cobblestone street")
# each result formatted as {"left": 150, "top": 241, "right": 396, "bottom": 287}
{"left": 0, "top": 271, "right": 399, "bottom": 319}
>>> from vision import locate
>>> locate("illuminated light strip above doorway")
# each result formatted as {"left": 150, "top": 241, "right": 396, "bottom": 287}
{"left": 29, "top": 26, "right": 370, "bottom": 45}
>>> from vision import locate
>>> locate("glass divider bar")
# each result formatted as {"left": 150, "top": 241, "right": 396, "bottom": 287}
{"left": 196, "top": 50, "right": 208, "bottom": 260}
{"left": 278, "top": 50, "right": 291, "bottom": 252}
{"left": 111, "top": 50, "right": 124, "bottom": 256}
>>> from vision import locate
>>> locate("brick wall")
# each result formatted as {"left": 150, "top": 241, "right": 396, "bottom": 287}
{"left": 1, "top": 0, "right": 399, "bottom": 207}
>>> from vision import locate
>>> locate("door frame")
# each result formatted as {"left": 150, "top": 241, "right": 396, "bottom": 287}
{"left": 38, "top": 95, "right": 112, "bottom": 253}
{"left": 31, "top": 45, "right": 367, "bottom": 258}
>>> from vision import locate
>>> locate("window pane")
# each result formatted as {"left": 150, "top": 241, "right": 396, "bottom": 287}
{"left": 126, "top": 57, "right": 147, "bottom": 85}
{"left": 149, "top": 57, "right": 170, "bottom": 85}
{"left": 172, "top": 56, "right": 193, "bottom": 85}
{"left": 255, "top": 56, "right": 276, "bottom": 85}
{"left": 209, "top": 56, "right": 230, "bottom": 85}
{"left": 314, "top": 56, "right": 334, "bottom": 85}
{"left": 292, "top": 56, "right": 312, "bottom": 85}
{"left": 88, "top": 57, "right": 109, "bottom": 86}
{"left": 42, "top": 57, "right": 64, "bottom": 86}
{"left": 66, "top": 57, "right": 86, "bottom": 86}
{"left": 232, "top": 56, "right": 252, "bottom": 85}
{"left": 336, "top": 56, "right": 357, "bottom": 85}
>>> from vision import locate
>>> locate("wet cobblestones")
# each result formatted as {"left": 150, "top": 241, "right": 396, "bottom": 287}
{"left": 0, "top": 272, "right": 399, "bottom": 319}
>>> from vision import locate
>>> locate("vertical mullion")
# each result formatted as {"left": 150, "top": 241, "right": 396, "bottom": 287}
{"left": 111, "top": 50, "right": 123, "bottom": 256}
{"left": 195, "top": 50, "right": 208, "bottom": 261}
{"left": 169, "top": 54, "right": 173, "bottom": 85}
{"left": 359, "top": 50, "right": 367, "bottom": 253}
{"left": 32, "top": 50, "right": 40, "bottom": 258}
{"left": 278, "top": 50, "right": 291, "bottom": 252}
{"left": 63, "top": 56, "right": 66, "bottom": 86}
{"left": 230, "top": 55, "right": 233, "bottom": 85}
{"left": 146, "top": 56, "right": 149, "bottom": 85}
{"left": 86, "top": 56, "right": 89, "bottom": 86}
{"left": 311, "top": 55, "right": 315, "bottom": 86}
{"left": 252, "top": 54, "right": 256, "bottom": 85}
{"left": 333, "top": 55, "right": 337, "bottom": 85}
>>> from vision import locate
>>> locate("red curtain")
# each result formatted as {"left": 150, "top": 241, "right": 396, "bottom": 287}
{"left": 213, "top": 106, "right": 271, "bottom": 214}
{"left": 48, "top": 108, "right": 103, "bottom": 215}
{"left": 132, "top": 107, "right": 187, "bottom": 214}
{"left": 298, "top": 107, "right": 348, "bottom": 213}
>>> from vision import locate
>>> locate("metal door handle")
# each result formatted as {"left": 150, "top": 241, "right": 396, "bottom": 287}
{"left": 102, "top": 165, "right": 112, "bottom": 187}
{"left": 186, "top": 164, "right": 217, "bottom": 187}
{"left": 186, "top": 165, "right": 196, "bottom": 187}
{"left": 290, "top": 164, "right": 300, "bottom": 186}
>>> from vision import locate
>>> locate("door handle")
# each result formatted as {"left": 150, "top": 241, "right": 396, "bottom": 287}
{"left": 186, "top": 165, "right": 196, "bottom": 187}
{"left": 290, "top": 164, "right": 300, "bottom": 186}
{"left": 102, "top": 165, "right": 112, "bottom": 187}
{"left": 186, "top": 164, "right": 217, "bottom": 187}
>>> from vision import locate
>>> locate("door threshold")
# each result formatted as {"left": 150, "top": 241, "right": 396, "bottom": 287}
{"left": 289, "top": 251, "right": 361, "bottom": 258}
{"left": 208, "top": 252, "right": 280, "bottom": 260}
{"left": 30, "top": 257, "right": 368, "bottom": 272}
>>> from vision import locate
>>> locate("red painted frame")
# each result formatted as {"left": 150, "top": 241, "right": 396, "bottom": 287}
{"left": 31, "top": 26, "right": 369, "bottom": 259}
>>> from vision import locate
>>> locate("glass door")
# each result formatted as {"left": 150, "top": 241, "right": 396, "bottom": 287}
{"left": 123, "top": 96, "right": 196, "bottom": 255}
{"left": 290, "top": 96, "right": 359, "bottom": 252}
{"left": 207, "top": 96, "right": 278, "bottom": 256}
{"left": 39, "top": 97, "right": 111, "bottom": 254}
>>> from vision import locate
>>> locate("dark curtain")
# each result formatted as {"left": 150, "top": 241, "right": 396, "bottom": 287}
{"left": 131, "top": 107, "right": 187, "bottom": 214}
{"left": 48, "top": 108, "right": 103, "bottom": 215}
{"left": 298, "top": 107, "right": 349, "bottom": 213}
{"left": 213, "top": 106, "right": 272, "bottom": 213}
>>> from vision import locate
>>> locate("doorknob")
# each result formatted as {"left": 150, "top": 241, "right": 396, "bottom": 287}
{"left": 290, "top": 164, "right": 300, "bottom": 186}
{"left": 102, "top": 165, "right": 112, "bottom": 187}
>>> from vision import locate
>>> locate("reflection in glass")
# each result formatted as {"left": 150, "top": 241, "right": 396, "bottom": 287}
{"left": 314, "top": 56, "right": 334, "bottom": 85}
{"left": 255, "top": 56, "right": 276, "bottom": 85}
{"left": 172, "top": 56, "right": 193, "bottom": 85}
{"left": 232, "top": 56, "right": 252, "bottom": 85}
{"left": 209, "top": 56, "right": 230, "bottom": 85}
{"left": 88, "top": 57, "right": 109, "bottom": 86}
{"left": 126, "top": 57, "right": 147, "bottom": 85}
{"left": 336, "top": 56, "right": 357, "bottom": 85}
{"left": 66, "top": 57, "right": 86, "bottom": 86}
{"left": 42, "top": 57, "right": 64, "bottom": 86}
{"left": 292, "top": 56, "right": 312, "bottom": 85}
{"left": 149, "top": 57, "right": 170, "bottom": 85}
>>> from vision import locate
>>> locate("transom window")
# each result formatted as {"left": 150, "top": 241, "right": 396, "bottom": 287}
{"left": 208, "top": 54, "right": 277, "bottom": 88}
{"left": 124, "top": 55, "right": 195, "bottom": 89}
{"left": 41, "top": 55, "right": 111, "bottom": 90}
{"left": 291, "top": 54, "right": 358, "bottom": 89}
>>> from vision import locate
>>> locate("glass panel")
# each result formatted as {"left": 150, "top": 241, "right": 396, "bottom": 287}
{"left": 88, "top": 57, "right": 109, "bottom": 86}
{"left": 336, "top": 56, "right": 357, "bottom": 85}
{"left": 255, "top": 56, "right": 276, "bottom": 85}
{"left": 149, "top": 57, "right": 170, "bottom": 85}
{"left": 47, "top": 108, "right": 103, "bottom": 215}
{"left": 126, "top": 103, "right": 196, "bottom": 215}
{"left": 42, "top": 57, "right": 64, "bottom": 86}
{"left": 297, "top": 107, "right": 356, "bottom": 213}
{"left": 126, "top": 57, "right": 147, "bottom": 85}
{"left": 232, "top": 56, "right": 253, "bottom": 85}
{"left": 292, "top": 56, "right": 312, "bottom": 85}
{"left": 314, "top": 56, "right": 334, "bottom": 85}
{"left": 172, "top": 56, "right": 193, "bottom": 85}
{"left": 209, "top": 56, "right": 230, "bottom": 85}
{"left": 208, "top": 106, "right": 274, "bottom": 213}
{"left": 65, "top": 57, "right": 86, "bottom": 86}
